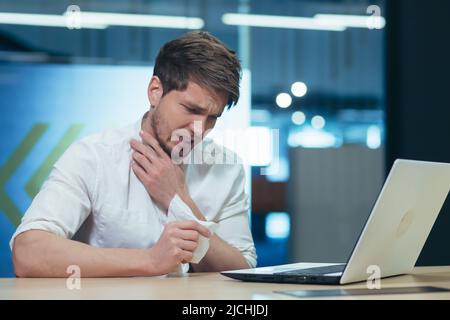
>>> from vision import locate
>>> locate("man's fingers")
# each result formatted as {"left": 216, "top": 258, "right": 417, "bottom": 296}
{"left": 179, "top": 230, "right": 199, "bottom": 242}
{"left": 172, "top": 228, "right": 200, "bottom": 242}
{"left": 178, "top": 239, "right": 198, "bottom": 252}
{"left": 139, "top": 130, "right": 168, "bottom": 159}
{"left": 192, "top": 223, "right": 211, "bottom": 238}
{"left": 131, "top": 161, "right": 147, "bottom": 183}
{"left": 130, "top": 139, "right": 158, "bottom": 162}
{"left": 180, "top": 250, "right": 193, "bottom": 264}
{"left": 172, "top": 220, "right": 211, "bottom": 238}
{"left": 132, "top": 151, "right": 152, "bottom": 173}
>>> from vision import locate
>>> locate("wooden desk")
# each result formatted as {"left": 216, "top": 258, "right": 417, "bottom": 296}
{"left": 1, "top": 267, "right": 449, "bottom": 300}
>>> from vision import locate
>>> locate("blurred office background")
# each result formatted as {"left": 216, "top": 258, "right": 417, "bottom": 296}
{"left": 1, "top": 0, "right": 449, "bottom": 277}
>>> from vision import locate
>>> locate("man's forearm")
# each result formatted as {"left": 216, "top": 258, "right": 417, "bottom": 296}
{"left": 191, "top": 234, "right": 249, "bottom": 272}
{"left": 13, "top": 230, "right": 154, "bottom": 278}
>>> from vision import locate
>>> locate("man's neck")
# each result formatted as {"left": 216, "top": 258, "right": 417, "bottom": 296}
{"left": 141, "top": 110, "right": 157, "bottom": 138}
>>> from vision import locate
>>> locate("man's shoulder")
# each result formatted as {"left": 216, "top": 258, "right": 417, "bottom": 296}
{"left": 60, "top": 121, "right": 137, "bottom": 166}
{"left": 79, "top": 121, "right": 137, "bottom": 148}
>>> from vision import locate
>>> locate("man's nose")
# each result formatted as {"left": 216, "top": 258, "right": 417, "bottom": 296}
{"left": 189, "top": 115, "right": 208, "bottom": 137}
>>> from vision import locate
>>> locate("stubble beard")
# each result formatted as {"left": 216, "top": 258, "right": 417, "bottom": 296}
{"left": 150, "top": 109, "right": 172, "bottom": 157}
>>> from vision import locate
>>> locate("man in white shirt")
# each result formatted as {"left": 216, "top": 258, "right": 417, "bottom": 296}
{"left": 10, "top": 31, "right": 256, "bottom": 277}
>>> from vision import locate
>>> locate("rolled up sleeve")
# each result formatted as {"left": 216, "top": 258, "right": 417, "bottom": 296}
{"left": 214, "top": 165, "right": 257, "bottom": 268}
{"left": 9, "top": 140, "right": 97, "bottom": 250}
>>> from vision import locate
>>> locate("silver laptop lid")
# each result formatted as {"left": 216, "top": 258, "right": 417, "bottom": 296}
{"left": 340, "top": 159, "right": 450, "bottom": 284}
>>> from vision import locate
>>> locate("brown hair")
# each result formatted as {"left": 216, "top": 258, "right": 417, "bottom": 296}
{"left": 153, "top": 31, "right": 241, "bottom": 108}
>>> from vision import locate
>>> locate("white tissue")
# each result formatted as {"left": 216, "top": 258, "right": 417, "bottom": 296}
{"left": 167, "top": 194, "right": 218, "bottom": 269}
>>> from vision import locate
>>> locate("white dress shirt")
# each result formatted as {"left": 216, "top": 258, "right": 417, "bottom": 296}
{"left": 10, "top": 115, "right": 257, "bottom": 270}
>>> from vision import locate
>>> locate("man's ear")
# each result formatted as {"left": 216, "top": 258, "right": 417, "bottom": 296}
{"left": 147, "top": 76, "right": 163, "bottom": 108}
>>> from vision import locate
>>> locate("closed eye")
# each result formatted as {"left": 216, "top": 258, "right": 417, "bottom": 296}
{"left": 181, "top": 103, "right": 221, "bottom": 119}
{"left": 182, "top": 104, "right": 200, "bottom": 114}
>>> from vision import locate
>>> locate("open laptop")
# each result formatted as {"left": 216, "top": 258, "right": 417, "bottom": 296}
{"left": 222, "top": 159, "right": 450, "bottom": 285}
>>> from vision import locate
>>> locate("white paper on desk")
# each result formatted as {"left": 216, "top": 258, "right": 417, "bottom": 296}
{"left": 167, "top": 194, "right": 218, "bottom": 273}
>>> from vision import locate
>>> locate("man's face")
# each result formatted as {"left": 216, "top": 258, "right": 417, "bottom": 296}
{"left": 148, "top": 77, "right": 227, "bottom": 157}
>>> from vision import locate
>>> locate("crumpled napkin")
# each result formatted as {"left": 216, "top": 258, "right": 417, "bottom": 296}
{"left": 166, "top": 194, "right": 218, "bottom": 274}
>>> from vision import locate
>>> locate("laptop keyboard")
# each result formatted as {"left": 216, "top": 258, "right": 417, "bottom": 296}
{"left": 274, "top": 264, "right": 346, "bottom": 276}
